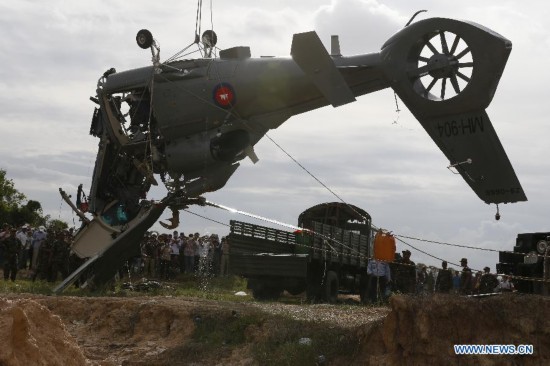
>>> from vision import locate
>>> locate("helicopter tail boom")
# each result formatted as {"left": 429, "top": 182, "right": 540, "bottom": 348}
{"left": 379, "top": 17, "right": 525, "bottom": 204}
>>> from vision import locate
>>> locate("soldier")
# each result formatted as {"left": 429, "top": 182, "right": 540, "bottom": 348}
{"left": 479, "top": 266, "right": 499, "bottom": 294}
{"left": 48, "top": 231, "right": 69, "bottom": 282}
{"left": 459, "top": 258, "right": 473, "bottom": 294}
{"left": 395, "top": 250, "right": 416, "bottom": 294}
{"left": 2, "top": 227, "right": 21, "bottom": 281}
{"left": 33, "top": 231, "right": 55, "bottom": 282}
{"left": 143, "top": 234, "right": 158, "bottom": 277}
{"left": 435, "top": 261, "right": 453, "bottom": 293}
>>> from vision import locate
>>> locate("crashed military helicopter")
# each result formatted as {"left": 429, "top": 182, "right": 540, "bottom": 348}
{"left": 55, "top": 15, "right": 526, "bottom": 293}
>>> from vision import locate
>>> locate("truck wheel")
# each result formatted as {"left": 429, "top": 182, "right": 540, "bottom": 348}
{"left": 324, "top": 270, "right": 339, "bottom": 303}
{"left": 306, "top": 281, "right": 321, "bottom": 302}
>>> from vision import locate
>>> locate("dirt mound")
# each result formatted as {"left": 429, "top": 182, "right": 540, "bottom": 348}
{"left": 359, "top": 294, "right": 550, "bottom": 365}
{"left": 1, "top": 294, "right": 549, "bottom": 365}
{"left": 0, "top": 299, "right": 87, "bottom": 366}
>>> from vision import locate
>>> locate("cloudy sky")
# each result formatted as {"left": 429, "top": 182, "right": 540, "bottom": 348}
{"left": 1, "top": 0, "right": 549, "bottom": 272}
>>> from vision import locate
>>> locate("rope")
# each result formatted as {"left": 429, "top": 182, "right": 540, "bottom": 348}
{"left": 183, "top": 209, "right": 230, "bottom": 227}
{"left": 193, "top": 201, "right": 550, "bottom": 285}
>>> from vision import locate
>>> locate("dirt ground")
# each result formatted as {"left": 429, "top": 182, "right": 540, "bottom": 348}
{"left": 1, "top": 292, "right": 549, "bottom": 365}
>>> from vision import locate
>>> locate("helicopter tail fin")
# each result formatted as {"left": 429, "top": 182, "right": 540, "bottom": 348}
{"left": 380, "top": 17, "right": 525, "bottom": 204}
{"left": 291, "top": 31, "right": 356, "bottom": 107}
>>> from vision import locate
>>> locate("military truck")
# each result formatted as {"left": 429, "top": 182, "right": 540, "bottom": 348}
{"left": 228, "top": 202, "right": 373, "bottom": 302}
{"left": 497, "top": 232, "right": 550, "bottom": 294}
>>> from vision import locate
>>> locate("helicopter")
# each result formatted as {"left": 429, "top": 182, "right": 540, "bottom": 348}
{"left": 55, "top": 15, "right": 526, "bottom": 293}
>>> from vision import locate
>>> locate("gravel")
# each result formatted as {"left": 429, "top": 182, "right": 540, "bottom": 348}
{"left": 250, "top": 299, "right": 390, "bottom": 328}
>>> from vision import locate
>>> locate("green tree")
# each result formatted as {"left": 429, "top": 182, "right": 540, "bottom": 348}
{"left": 11, "top": 200, "right": 45, "bottom": 227}
{"left": 47, "top": 219, "right": 69, "bottom": 232}
{"left": 0, "top": 169, "right": 64, "bottom": 229}
{"left": 0, "top": 169, "right": 26, "bottom": 224}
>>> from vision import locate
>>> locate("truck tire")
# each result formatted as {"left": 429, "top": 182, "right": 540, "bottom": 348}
{"left": 324, "top": 270, "right": 339, "bottom": 303}
{"left": 306, "top": 281, "right": 321, "bottom": 302}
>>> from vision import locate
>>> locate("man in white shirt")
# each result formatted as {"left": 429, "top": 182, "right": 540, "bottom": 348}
{"left": 497, "top": 275, "right": 515, "bottom": 292}
{"left": 16, "top": 225, "right": 30, "bottom": 269}
{"left": 31, "top": 226, "right": 47, "bottom": 271}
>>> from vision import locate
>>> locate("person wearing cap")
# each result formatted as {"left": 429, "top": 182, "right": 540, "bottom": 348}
{"left": 459, "top": 258, "right": 473, "bottom": 295}
{"left": 479, "top": 266, "right": 499, "bottom": 294}
{"left": 2, "top": 227, "right": 21, "bottom": 281}
{"left": 435, "top": 261, "right": 453, "bottom": 293}
{"left": 394, "top": 250, "right": 416, "bottom": 294}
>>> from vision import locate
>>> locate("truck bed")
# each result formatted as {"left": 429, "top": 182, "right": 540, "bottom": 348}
{"left": 228, "top": 220, "right": 370, "bottom": 278}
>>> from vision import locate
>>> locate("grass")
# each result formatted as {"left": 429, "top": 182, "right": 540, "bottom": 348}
{"left": 0, "top": 269, "right": 251, "bottom": 302}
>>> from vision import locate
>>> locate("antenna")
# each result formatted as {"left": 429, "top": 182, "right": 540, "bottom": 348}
{"left": 330, "top": 35, "right": 341, "bottom": 56}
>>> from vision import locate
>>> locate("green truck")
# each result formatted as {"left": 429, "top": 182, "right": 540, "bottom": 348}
{"left": 497, "top": 232, "right": 550, "bottom": 295}
{"left": 228, "top": 202, "right": 373, "bottom": 302}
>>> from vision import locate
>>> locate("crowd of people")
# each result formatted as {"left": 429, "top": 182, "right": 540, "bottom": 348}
{"left": 0, "top": 223, "right": 518, "bottom": 302}
{"left": 136, "top": 230, "right": 230, "bottom": 279}
{"left": 0, "top": 223, "right": 231, "bottom": 283}
{"left": 364, "top": 251, "right": 516, "bottom": 303}
{"left": 0, "top": 223, "right": 73, "bottom": 282}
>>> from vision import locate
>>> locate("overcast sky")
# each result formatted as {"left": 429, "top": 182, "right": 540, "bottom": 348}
{"left": 1, "top": 0, "right": 549, "bottom": 273}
